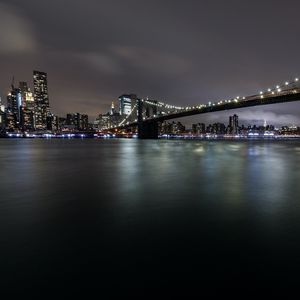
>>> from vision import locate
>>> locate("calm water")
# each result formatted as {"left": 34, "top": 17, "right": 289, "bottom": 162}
{"left": 1, "top": 139, "right": 300, "bottom": 294}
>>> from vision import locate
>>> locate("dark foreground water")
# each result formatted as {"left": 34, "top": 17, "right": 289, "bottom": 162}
{"left": 1, "top": 139, "right": 300, "bottom": 294}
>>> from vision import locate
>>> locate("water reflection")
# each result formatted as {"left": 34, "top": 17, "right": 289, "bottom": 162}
{"left": 1, "top": 139, "right": 300, "bottom": 291}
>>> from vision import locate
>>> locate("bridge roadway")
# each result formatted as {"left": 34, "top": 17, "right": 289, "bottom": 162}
{"left": 116, "top": 89, "right": 300, "bottom": 138}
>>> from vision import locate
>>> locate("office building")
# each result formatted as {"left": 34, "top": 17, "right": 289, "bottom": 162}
{"left": 229, "top": 114, "right": 239, "bottom": 134}
{"left": 33, "top": 71, "right": 50, "bottom": 130}
{"left": 119, "top": 94, "right": 137, "bottom": 116}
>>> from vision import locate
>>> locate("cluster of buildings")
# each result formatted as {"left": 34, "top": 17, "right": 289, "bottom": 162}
{"left": 94, "top": 94, "right": 161, "bottom": 131}
{"left": 0, "top": 71, "right": 90, "bottom": 134}
{"left": 158, "top": 114, "right": 300, "bottom": 137}
{"left": 94, "top": 94, "right": 139, "bottom": 130}
{"left": 1, "top": 78, "right": 300, "bottom": 138}
{"left": 0, "top": 71, "right": 50, "bottom": 133}
{"left": 188, "top": 115, "right": 300, "bottom": 137}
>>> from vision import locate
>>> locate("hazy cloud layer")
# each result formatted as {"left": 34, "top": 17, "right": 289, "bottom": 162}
{"left": 0, "top": 0, "right": 300, "bottom": 124}
{"left": 0, "top": 3, "right": 37, "bottom": 54}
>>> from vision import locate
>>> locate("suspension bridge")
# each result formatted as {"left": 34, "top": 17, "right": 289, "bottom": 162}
{"left": 111, "top": 77, "right": 300, "bottom": 138}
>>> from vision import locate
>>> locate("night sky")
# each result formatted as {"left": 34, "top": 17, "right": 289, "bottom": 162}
{"left": 1, "top": 0, "right": 300, "bottom": 126}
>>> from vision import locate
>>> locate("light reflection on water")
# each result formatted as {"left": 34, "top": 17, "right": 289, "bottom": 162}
{"left": 1, "top": 139, "right": 300, "bottom": 291}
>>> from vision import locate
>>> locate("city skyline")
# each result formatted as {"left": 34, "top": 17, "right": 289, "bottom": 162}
{"left": 1, "top": 0, "right": 300, "bottom": 126}
{"left": 2, "top": 71, "right": 300, "bottom": 129}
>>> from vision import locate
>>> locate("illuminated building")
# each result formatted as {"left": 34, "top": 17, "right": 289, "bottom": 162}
{"left": 33, "top": 71, "right": 50, "bottom": 130}
{"left": 0, "top": 97, "right": 5, "bottom": 113}
{"left": 5, "top": 111, "right": 16, "bottom": 131}
{"left": 19, "top": 81, "right": 35, "bottom": 130}
{"left": 20, "top": 81, "right": 35, "bottom": 111}
{"left": 110, "top": 101, "right": 116, "bottom": 115}
{"left": 66, "top": 113, "right": 89, "bottom": 131}
{"left": 7, "top": 83, "right": 22, "bottom": 129}
{"left": 21, "top": 108, "right": 34, "bottom": 131}
{"left": 0, "top": 98, "right": 5, "bottom": 132}
{"left": 119, "top": 94, "right": 137, "bottom": 116}
{"left": 46, "top": 114, "right": 59, "bottom": 131}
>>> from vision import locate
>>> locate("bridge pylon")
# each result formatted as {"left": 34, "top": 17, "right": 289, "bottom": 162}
{"left": 137, "top": 99, "right": 159, "bottom": 139}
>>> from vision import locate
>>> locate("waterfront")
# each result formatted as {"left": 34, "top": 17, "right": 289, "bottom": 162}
{"left": 1, "top": 139, "right": 300, "bottom": 293}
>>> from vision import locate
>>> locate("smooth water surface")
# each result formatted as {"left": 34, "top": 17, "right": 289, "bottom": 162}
{"left": 1, "top": 139, "right": 300, "bottom": 293}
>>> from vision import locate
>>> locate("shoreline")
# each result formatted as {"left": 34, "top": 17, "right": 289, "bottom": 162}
{"left": 1, "top": 133, "right": 300, "bottom": 140}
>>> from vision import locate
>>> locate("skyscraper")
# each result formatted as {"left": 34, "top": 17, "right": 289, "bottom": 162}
{"left": 229, "top": 114, "right": 239, "bottom": 134}
{"left": 7, "top": 81, "right": 22, "bottom": 129}
{"left": 19, "top": 81, "right": 29, "bottom": 107}
{"left": 119, "top": 94, "right": 137, "bottom": 116}
{"left": 19, "top": 81, "right": 35, "bottom": 131}
{"left": 0, "top": 97, "right": 5, "bottom": 132}
{"left": 19, "top": 81, "right": 35, "bottom": 111}
{"left": 110, "top": 101, "right": 116, "bottom": 115}
{"left": 33, "top": 71, "right": 50, "bottom": 130}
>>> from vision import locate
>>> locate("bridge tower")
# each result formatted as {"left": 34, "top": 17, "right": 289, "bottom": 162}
{"left": 137, "top": 99, "right": 159, "bottom": 139}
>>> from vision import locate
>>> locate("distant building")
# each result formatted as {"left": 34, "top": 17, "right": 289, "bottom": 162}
{"left": 21, "top": 108, "right": 34, "bottom": 131}
{"left": 19, "top": 81, "right": 29, "bottom": 107}
{"left": 110, "top": 101, "right": 116, "bottom": 115}
{"left": 213, "top": 123, "right": 226, "bottom": 135}
{"left": 0, "top": 99, "right": 5, "bottom": 132}
{"left": 192, "top": 123, "right": 206, "bottom": 135}
{"left": 19, "top": 82, "right": 35, "bottom": 112}
{"left": 19, "top": 81, "right": 35, "bottom": 130}
{"left": 7, "top": 83, "right": 22, "bottom": 130}
{"left": 228, "top": 114, "right": 239, "bottom": 134}
{"left": 119, "top": 94, "right": 137, "bottom": 116}
{"left": 0, "top": 97, "right": 5, "bottom": 113}
{"left": 5, "top": 111, "right": 16, "bottom": 131}
{"left": 33, "top": 71, "right": 50, "bottom": 130}
{"left": 66, "top": 113, "right": 89, "bottom": 131}
{"left": 161, "top": 121, "right": 185, "bottom": 135}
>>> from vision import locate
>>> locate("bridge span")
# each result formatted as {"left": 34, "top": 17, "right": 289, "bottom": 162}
{"left": 112, "top": 78, "right": 300, "bottom": 138}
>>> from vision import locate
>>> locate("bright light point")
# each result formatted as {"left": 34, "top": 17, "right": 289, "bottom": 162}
{"left": 285, "top": 82, "right": 289, "bottom": 85}
{"left": 260, "top": 95, "right": 264, "bottom": 99}
{"left": 272, "top": 91, "right": 275, "bottom": 94}
{"left": 277, "top": 88, "right": 281, "bottom": 92}
{"left": 296, "top": 78, "right": 299, "bottom": 81}
{"left": 268, "top": 88, "right": 271, "bottom": 92}
{"left": 260, "top": 91, "right": 263, "bottom": 94}
{"left": 276, "top": 85, "right": 280, "bottom": 89}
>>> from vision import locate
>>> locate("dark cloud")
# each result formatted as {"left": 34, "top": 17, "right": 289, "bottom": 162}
{"left": 0, "top": 3, "right": 37, "bottom": 54}
{"left": 1, "top": 0, "right": 300, "bottom": 125}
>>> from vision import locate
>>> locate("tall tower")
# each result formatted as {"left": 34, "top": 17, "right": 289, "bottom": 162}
{"left": 229, "top": 114, "right": 239, "bottom": 134}
{"left": 110, "top": 101, "right": 116, "bottom": 115}
{"left": 7, "top": 78, "right": 22, "bottom": 129}
{"left": 33, "top": 70, "right": 50, "bottom": 130}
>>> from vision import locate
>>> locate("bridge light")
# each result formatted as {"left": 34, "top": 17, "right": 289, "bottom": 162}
{"left": 277, "top": 88, "right": 281, "bottom": 92}
{"left": 271, "top": 91, "right": 275, "bottom": 95}
{"left": 296, "top": 78, "right": 299, "bottom": 82}
{"left": 285, "top": 82, "right": 289, "bottom": 85}
{"left": 276, "top": 85, "right": 280, "bottom": 89}
{"left": 268, "top": 88, "right": 271, "bottom": 92}
{"left": 260, "top": 91, "right": 263, "bottom": 95}
{"left": 242, "top": 97, "right": 245, "bottom": 100}
{"left": 260, "top": 95, "right": 264, "bottom": 99}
